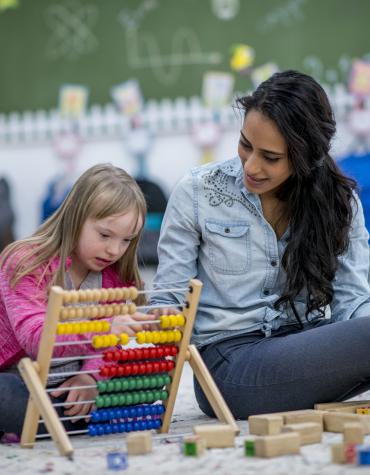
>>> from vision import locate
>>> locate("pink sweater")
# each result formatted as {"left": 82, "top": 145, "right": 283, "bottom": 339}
{"left": 0, "top": 254, "right": 128, "bottom": 378}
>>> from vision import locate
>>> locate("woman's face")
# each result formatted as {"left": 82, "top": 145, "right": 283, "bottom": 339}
{"left": 238, "top": 109, "right": 292, "bottom": 200}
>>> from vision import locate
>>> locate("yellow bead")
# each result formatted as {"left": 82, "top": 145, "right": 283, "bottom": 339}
{"left": 176, "top": 314, "right": 185, "bottom": 326}
{"left": 152, "top": 331, "right": 160, "bottom": 344}
{"left": 80, "top": 322, "right": 89, "bottom": 333}
{"left": 174, "top": 330, "right": 182, "bottom": 342}
{"left": 92, "top": 336, "right": 102, "bottom": 348}
{"left": 64, "top": 323, "right": 73, "bottom": 334}
{"left": 136, "top": 332, "right": 145, "bottom": 344}
{"left": 73, "top": 323, "right": 81, "bottom": 334}
{"left": 102, "top": 320, "right": 110, "bottom": 332}
{"left": 145, "top": 332, "right": 153, "bottom": 344}
{"left": 87, "top": 322, "right": 95, "bottom": 332}
{"left": 57, "top": 324, "right": 65, "bottom": 335}
{"left": 159, "top": 331, "right": 168, "bottom": 343}
{"left": 109, "top": 334, "right": 118, "bottom": 346}
{"left": 95, "top": 321, "right": 103, "bottom": 332}
{"left": 120, "top": 333, "right": 130, "bottom": 345}
{"left": 160, "top": 315, "right": 168, "bottom": 329}
{"left": 166, "top": 331, "right": 174, "bottom": 342}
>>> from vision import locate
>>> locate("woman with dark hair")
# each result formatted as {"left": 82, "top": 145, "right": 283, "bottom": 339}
{"left": 151, "top": 70, "right": 370, "bottom": 418}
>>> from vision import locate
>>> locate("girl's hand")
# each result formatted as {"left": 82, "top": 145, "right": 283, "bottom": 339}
{"left": 50, "top": 374, "right": 97, "bottom": 422}
{"left": 111, "top": 312, "right": 159, "bottom": 336}
{"left": 149, "top": 307, "right": 180, "bottom": 318}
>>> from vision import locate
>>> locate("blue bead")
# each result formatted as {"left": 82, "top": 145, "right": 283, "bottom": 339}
{"left": 153, "top": 419, "right": 161, "bottom": 428}
{"left": 115, "top": 408, "right": 123, "bottom": 419}
{"left": 101, "top": 410, "right": 109, "bottom": 421}
{"left": 118, "top": 422, "right": 126, "bottom": 433}
{"left": 108, "top": 409, "right": 116, "bottom": 420}
{"left": 90, "top": 411, "right": 100, "bottom": 423}
{"left": 106, "top": 451, "right": 128, "bottom": 471}
{"left": 139, "top": 420, "right": 147, "bottom": 430}
{"left": 97, "top": 425, "right": 105, "bottom": 436}
{"left": 143, "top": 405, "right": 151, "bottom": 416}
{"left": 126, "top": 422, "right": 133, "bottom": 432}
{"left": 122, "top": 408, "right": 130, "bottom": 419}
{"left": 133, "top": 421, "right": 140, "bottom": 431}
{"left": 131, "top": 408, "right": 138, "bottom": 418}
{"left": 157, "top": 404, "right": 165, "bottom": 415}
{"left": 88, "top": 425, "right": 97, "bottom": 437}
{"left": 146, "top": 419, "right": 155, "bottom": 429}
{"left": 104, "top": 424, "right": 113, "bottom": 435}
{"left": 136, "top": 407, "right": 144, "bottom": 417}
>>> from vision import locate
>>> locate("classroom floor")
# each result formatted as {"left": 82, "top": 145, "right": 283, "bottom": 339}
{"left": 1, "top": 363, "right": 370, "bottom": 475}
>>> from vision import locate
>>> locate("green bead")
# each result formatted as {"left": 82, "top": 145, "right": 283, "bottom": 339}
{"left": 114, "top": 380, "right": 122, "bottom": 391}
{"left": 165, "top": 375, "right": 171, "bottom": 385}
{"left": 154, "top": 390, "right": 161, "bottom": 401}
{"left": 119, "top": 394, "right": 126, "bottom": 405}
{"left": 135, "top": 378, "right": 143, "bottom": 389}
{"left": 97, "top": 381, "right": 107, "bottom": 393}
{"left": 132, "top": 393, "right": 140, "bottom": 404}
{"left": 126, "top": 393, "right": 133, "bottom": 405}
{"left": 150, "top": 377, "right": 157, "bottom": 387}
{"left": 139, "top": 391, "right": 146, "bottom": 403}
{"left": 121, "top": 379, "right": 129, "bottom": 391}
{"left": 111, "top": 395, "right": 119, "bottom": 406}
{"left": 128, "top": 379, "right": 136, "bottom": 390}
{"left": 157, "top": 376, "right": 164, "bottom": 387}
{"left": 161, "top": 390, "right": 168, "bottom": 400}
{"left": 95, "top": 395, "right": 105, "bottom": 407}
{"left": 107, "top": 381, "right": 115, "bottom": 392}
{"left": 146, "top": 391, "right": 154, "bottom": 402}
{"left": 104, "top": 396, "right": 111, "bottom": 407}
{"left": 142, "top": 377, "right": 150, "bottom": 389}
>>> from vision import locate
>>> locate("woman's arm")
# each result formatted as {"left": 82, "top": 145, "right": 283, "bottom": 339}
{"left": 330, "top": 195, "right": 370, "bottom": 320}
{"left": 151, "top": 173, "right": 201, "bottom": 307}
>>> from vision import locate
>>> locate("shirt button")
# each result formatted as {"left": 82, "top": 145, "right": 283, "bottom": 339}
{"left": 270, "top": 260, "right": 277, "bottom": 267}
{"left": 263, "top": 289, "right": 270, "bottom": 296}
{"left": 224, "top": 227, "right": 230, "bottom": 233}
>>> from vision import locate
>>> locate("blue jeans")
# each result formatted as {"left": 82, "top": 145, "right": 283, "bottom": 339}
{"left": 0, "top": 373, "right": 87, "bottom": 435}
{"left": 194, "top": 317, "right": 370, "bottom": 419}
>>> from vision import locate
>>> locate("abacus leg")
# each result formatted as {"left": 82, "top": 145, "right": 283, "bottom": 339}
{"left": 187, "top": 345, "right": 239, "bottom": 434}
{"left": 18, "top": 358, "right": 74, "bottom": 460}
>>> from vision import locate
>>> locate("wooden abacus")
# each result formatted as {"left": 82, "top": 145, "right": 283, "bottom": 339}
{"left": 18, "top": 279, "right": 238, "bottom": 458}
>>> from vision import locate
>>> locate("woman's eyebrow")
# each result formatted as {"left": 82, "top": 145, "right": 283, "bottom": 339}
{"left": 239, "top": 131, "right": 285, "bottom": 156}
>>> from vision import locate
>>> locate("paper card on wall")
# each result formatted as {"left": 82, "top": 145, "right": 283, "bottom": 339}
{"left": 111, "top": 80, "right": 143, "bottom": 117}
{"left": 250, "top": 63, "right": 279, "bottom": 88}
{"left": 202, "top": 71, "right": 234, "bottom": 108}
{"left": 349, "top": 60, "right": 370, "bottom": 97}
{"left": 230, "top": 44, "right": 255, "bottom": 73}
{"left": 59, "top": 84, "right": 89, "bottom": 118}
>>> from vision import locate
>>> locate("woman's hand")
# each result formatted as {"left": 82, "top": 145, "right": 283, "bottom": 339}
{"left": 50, "top": 374, "right": 97, "bottom": 422}
{"left": 111, "top": 312, "right": 159, "bottom": 336}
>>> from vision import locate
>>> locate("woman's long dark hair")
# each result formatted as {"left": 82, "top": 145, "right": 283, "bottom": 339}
{"left": 236, "top": 70, "right": 357, "bottom": 320}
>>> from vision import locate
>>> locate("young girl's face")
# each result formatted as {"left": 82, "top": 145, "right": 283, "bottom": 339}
{"left": 238, "top": 109, "right": 292, "bottom": 199}
{"left": 72, "top": 209, "right": 143, "bottom": 276}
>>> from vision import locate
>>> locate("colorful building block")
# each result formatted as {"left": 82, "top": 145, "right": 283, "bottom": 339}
{"left": 357, "top": 445, "right": 370, "bottom": 465}
{"left": 106, "top": 452, "right": 128, "bottom": 471}
{"left": 244, "top": 438, "right": 256, "bottom": 456}
{"left": 183, "top": 435, "right": 206, "bottom": 456}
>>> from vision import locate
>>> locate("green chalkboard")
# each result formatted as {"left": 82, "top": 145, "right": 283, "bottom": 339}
{"left": 1, "top": 0, "right": 370, "bottom": 113}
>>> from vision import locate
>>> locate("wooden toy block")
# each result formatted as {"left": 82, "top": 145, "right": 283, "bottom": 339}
{"left": 282, "top": 422, "right": 322, "bottom": 445}
{"left": 126, "top": 431, "right": 152, "bottom": 455}
{"left": 282, "top": 410, "right": 325, "bottom": 428}
{"left": 356, "top": 408, "right": 370, "bottom": 415}
{"left": 343, "top": 422, "right": 364, "bottom": 445}
{"left": 248, "top": 414, "right": 283, "bottom": 435}
{"left": 183, "top": 435, "right": 206, "bottom": 456}
{"left": 315, "top": 400, "right": 370, "bottom": 411}
{"left": 244, "top": 438, "right": 256, "bottom": 457}
{"left": 344, "top": 443, "right": 357, "bottom": 464}
{"left": 254, "top": 432, "right": 300, "bottom": 458}
{"left": 331, "top": 443, "right": 346, "bottom": 464}
{"left": 324, "top": 412, "right": 370, "bottom": 433}
{"left": 193, "top": 424, "right": 235, "bottom": 448}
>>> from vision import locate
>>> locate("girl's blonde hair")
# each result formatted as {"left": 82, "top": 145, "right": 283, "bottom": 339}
{"left": 1, "top": 164, "right": 147, "bottom": 303}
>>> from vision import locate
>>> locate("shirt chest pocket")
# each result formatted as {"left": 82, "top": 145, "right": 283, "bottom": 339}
{"left": 205, "top": 220, "right": 251, "bottom": 274}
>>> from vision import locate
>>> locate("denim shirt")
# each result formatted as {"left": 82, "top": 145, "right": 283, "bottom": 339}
{"left": 152, "top": 157, "right": 370, "bottom": 347}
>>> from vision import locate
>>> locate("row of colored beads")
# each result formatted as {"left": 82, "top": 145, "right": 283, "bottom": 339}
{"left": 90, "top": 403, "right": 165, "bottom": 422}
{"left": 57, "top": 320, "right": 110, "bottom": 335}
{"left": 159, "top": 314, "right": 186, "bottom": 328}
{"left": 63, "top": 286, "right": 138, "bottom": 304}
{"left": 99, "top": 360, "right": 175, "bottom": 378}
{"left": 88, "top": 418, "right": 161, "bottom": 436}
{"left": 97, "top": 375, "right": 172, "bottom": 393}
{"left": 102, "top": 345, "right": 178, "bottom": 362}
{"left": 95, "top": 389, "right": 168, "bottom": 407}
{"left": 136, "top": 330, "right": 182, "bottom": 345}
{"left": 60, "top": 303, "right": 136, "bottom": 320}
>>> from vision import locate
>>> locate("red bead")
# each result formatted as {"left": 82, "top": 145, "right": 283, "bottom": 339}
{"left": 100, "top": 366, "right": 110, "bottom": 377}
{"left": 103, "top": 351, "right": 113, "bottom": 362}
{"left": 109, "top": 366, "right": 117, "bottom": 377}
{"left": 113, "top": 350, "right": 122, "bottom": 361}
{"left": 117, "top": 365, "right": 125, "bottom": 377}
{"left": 131, "top": 364, "right": 139, "bottom": 375}
{"left": 135, "top": 349, "right": 143, "bottom": 360}
{"left": 160, "top": 361, "right": 167, "bottom": 372}
{"left": 153, "top": 362, "right": 160, "bottom": 373}
{"left": 167, "top": 360, "right": 175, "bottom": 371}
{"left": 143, "top": 348, "right": 150, "bottom": 359}
{"left": 163, "top": 346, "right": 171, "bottom": 356}
{"left": 171, "top": 345, "right": 178, "bottom": 355}
{"left": 119, "top": 350, "right": 128, "bottom": 361}
{"left": 146, "top": 363, "right": 153, "bottom": 373}
{"left": 156, "top": 347, "right": 164, "bottom": 358}
{"left": 128, "top": 349, "right": 136, "bottom": 361}
{"left": 149, "top": 348, "right": 157, "bottom": 359}
{"left": 123, "top": 365, "right": 132, "bottom": 376}
{"left": 139, "top": 363, "right": 146, "bottom": 374}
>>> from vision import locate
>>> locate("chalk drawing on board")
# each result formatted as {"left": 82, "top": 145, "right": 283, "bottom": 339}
{"left": 44, "top": 0, "right": 99, "bottom": 61}
{"left": 258, "top": 0, "right": 306, "bottom": 33}
{"left": 119, "top": 1, "right": 222, "bottom": 86}
{"left": 211, "top": 0, "right": 239, "bottom": 20}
